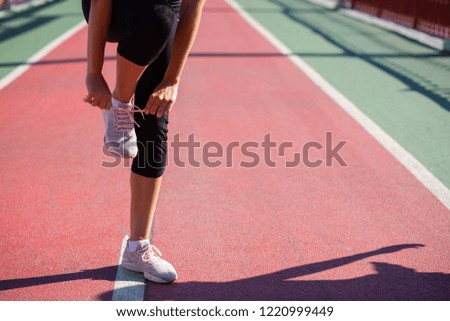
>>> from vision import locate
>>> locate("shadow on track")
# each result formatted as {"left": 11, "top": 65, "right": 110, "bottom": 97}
{"left": 1, "top": 244, "right": 448, "bottom": 300}
{"left": 103, "top": 244, "right": 447, "bottom": 301}
{"left": 0, "top": 265, "right": 118, "bottom": 300}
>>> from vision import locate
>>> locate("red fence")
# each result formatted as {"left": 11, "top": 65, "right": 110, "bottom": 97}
{"left": 340, "top": 0, "right": 450, "bottom": 38}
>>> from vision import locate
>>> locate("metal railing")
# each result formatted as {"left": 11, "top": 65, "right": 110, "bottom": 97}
{"left": 340, "top": 0, "right": 450, "bottom": 38}
{"left": 0, "top": 0, "right": 49, "bottom": 11}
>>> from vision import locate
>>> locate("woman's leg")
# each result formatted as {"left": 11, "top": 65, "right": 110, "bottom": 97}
{"left": 129, "top": 174, "right": 162, "bottom": 240}
{"left": 112, "top": 54, "right": 162, "bottom": 242}
{"left": 102, "top": 0, "right": 178, "bottom": 244}
{"left": 83, "top": 0, "right": 179, "bottom": 282}
{"left": 119, "top": 1, "right": 179, "bottom": 283}
{"left": 112, "top": 54, "right": 146, "bottom": 103}
{"left": 129, "top": 0, "right": 180, "bottom": 242}
{"left": 129, "top": 51, "right": 173, "bottom": 242}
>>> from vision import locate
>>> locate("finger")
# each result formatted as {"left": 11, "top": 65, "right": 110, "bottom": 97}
{"left": 91, "top": 98, "right": 100, "bottom": 107}
{"left": 165, "top": 101, "right": 174, "bottom": 117}
{"left": 148, "top": 97, "right": 160, "bottom": 115}
{"left": 105, "top": 96, "right": 112, "bottom": 110}
{"left": 86, "top": 94, "right": 99, "bottom": 106}
{"left": 145, "top": 96, "right": 156, "bottom": 115}
{"left": 84, "top": 93, "right": 94, "bottom": 103}
{"left": 98, "top": 96, "right": 107, "bottom": 110}
{"left": 94, "top": 94, "right": 105, "bottom": 108}
{"left": 156, "top": 101, "right": 168, "bottom": 118}
{"left": 150, "top": 96, "right": 161, "bottom": 115}
{"left": 101, "top": 96, "right": 109, "bottom": 109}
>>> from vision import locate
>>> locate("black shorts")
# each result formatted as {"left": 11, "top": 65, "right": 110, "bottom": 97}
{"left": 82, "top": 0, "right": 181, "bottom": 178}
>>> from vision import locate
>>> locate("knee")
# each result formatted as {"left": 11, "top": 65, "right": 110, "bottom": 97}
{"left": 131, "top": 140, "right": 167, "bottom": 178}
{"left": 131, "top": 114, "right": 169, "bottom": 178}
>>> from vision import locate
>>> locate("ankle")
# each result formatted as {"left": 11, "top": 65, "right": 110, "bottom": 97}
{"left": 111, "top": 97, "right": 132, "bottom": 109}
{"left": 112, "top": 91, "right": 132, "bottom": 104}
{"left": 128, "top": 239, "right": 149, "bottom": 252}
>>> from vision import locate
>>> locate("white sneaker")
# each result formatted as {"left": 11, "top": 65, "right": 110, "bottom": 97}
{"left": 122, "top": 241, "right": 178, "bottom": 283}
{"left": 102, "top": 99, "right": 144, "bottom": 158}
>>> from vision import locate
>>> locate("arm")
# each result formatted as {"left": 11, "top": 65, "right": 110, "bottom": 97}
{"left": 84, "top": 0, "right": 113, "bottom": 110}
{"left": 146, "top": 0, "right": 206, "bottom": 118}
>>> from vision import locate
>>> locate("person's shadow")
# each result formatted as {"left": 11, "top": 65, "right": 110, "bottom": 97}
{"left": 138, "top": 244, "right": 450, "bottom": 301}
{"left": 1, "top": 244, "right": 449, "bottom": 300}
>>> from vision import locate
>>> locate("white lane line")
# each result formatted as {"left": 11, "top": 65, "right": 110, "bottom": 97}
{"left": 112, "top": 236, "right": 146, "bottom": 301}
{"left": 225, "top": 0, "right": 450, "bottom": 210}
{"left": 305, "top": 0, "right": 339, "bottom": 10}
{"left": 0, "top": 20, "right": 86, "bottom": 91}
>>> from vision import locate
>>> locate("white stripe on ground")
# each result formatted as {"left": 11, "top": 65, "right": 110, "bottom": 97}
{"left": 305, "top": 0, "right": 339, "bottom": 10}
{"left": 226, "top": 0, "right": 450, "bottom": 210}
{"left": 0, "top": 20, "right": 86, "bottom": 91}
{"left": 111, "top": 236, "right": 146, "bottom": 301}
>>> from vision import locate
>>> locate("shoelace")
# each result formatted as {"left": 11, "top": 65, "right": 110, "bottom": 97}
{"left": 139, "top": 244, "right": 163, "bottom": 262}
{"left": 114, "top": 104, "right": 145, "bottom": 132}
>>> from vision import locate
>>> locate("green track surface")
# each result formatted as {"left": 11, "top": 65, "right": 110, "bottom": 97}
{"left": 0, "top": 0, "right": 83, "bottom": 79}
{"left": 235, "top": 0, "right": 450, "bottom": 189}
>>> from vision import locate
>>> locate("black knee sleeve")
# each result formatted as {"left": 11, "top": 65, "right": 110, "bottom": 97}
{"left": 131, "top": 113, "right": 169, "bottom": 178}
{"left": 131, "top": 34, "right": 175, "bottom": 178}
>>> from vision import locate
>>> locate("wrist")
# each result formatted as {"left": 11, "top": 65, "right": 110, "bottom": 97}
{"left": 87, "top": 70, "right": 102, "bottom": 77}
{"left": 162, "top": 77, "right": 180, "bottom": 86}
{"left": 162, "top": 70, "right": 181, "bottom": 85}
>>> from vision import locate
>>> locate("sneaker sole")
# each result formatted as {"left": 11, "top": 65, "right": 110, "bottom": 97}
{"left": 103, "top": 137, "right": 137, "bottom": 159}
{"left": 121, "top": 262, "right": 177, "bottom": 284}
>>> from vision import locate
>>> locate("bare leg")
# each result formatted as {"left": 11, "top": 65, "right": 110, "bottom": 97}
{"left": 113, "top": 53, "right": 146, "bottom": 102}
{"left": 113, "top": 53, "right": 162, "bottom": 241}
{"left": 130, "top": 172, "right": 162, "bottom": 240}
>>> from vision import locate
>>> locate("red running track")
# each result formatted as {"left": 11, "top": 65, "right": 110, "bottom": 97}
{"left": 0, "top": 0, "right": 449, "bottom": 300}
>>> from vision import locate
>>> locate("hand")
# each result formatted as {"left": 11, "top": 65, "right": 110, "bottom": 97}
{"left": 84, "top": 73, "right": 112, "bottom": 110}
{"left": 145, "top": 80, "right": 178, "bottom": 118}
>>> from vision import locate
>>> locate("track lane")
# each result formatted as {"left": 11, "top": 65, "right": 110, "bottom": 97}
{"left": 0, "top": 26, "right": 125, "bottom": 300}
{"left": 143, "top": 0, "right": 449, "bottom": 300}
{"left": 0, "top": 0, "right": 448, "bottom": 301}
